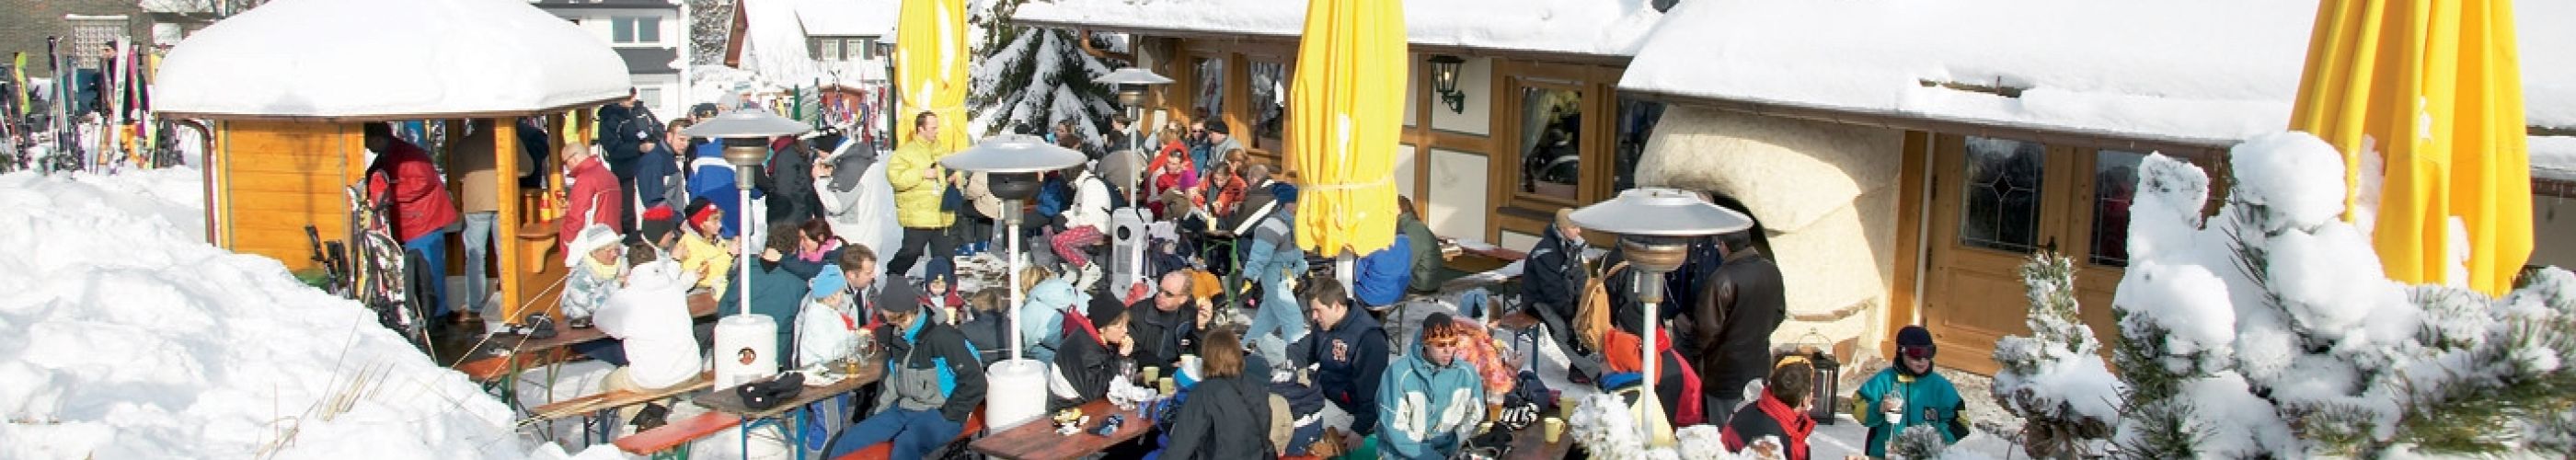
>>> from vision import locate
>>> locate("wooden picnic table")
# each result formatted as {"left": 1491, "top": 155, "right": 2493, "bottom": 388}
{"left": 454, "top": 293, "right": 720, "bottom": 382}
{"left": 525, "top": 371, "right": 718, "bottom": 422}
{"left": 694, "top": 352, "right": 887, "bottom": 420}
{"left": 968, "top": 399, "right": 1154, "bottom": 460}
{"left": 1505, "top": 422, "right": 1578, "bottom": 460}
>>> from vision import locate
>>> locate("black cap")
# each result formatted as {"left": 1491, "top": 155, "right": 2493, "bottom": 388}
{"left": 1086, "top": 294, "right": 1127, "bottom": 327}
{"left": 1206, "top": 120, "right": 1229, "bottom": 135}
{"left": 877, "top": 280, "right": 924, "bottom": 316}
{"left": 1896, "top": 325, "right": 1936, "bottom": 351}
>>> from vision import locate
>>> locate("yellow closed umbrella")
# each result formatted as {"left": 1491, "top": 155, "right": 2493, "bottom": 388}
{"left": 2289, "top": 0, "right": 2531, "bottom": 295}
{"left": 894, "top": 0, "right": 970, "bottom": 153}
{"left": 1288, "top": 0, "right": 1407, "bottom": 258}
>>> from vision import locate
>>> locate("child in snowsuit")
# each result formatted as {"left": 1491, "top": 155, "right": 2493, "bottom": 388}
{"left": 1855, "top": 325, "right": 1970, "bottom": 458}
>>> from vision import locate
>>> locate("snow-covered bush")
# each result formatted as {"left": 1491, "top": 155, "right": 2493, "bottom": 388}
{"left": 1563, "top": 394, "right": 1771, "bottom": 459}
{"left": 2075, "top": 132, "right": 2576, "bottom": 457}
{"left": 1991, "top": 253, "right": 2122, "bottom": 458}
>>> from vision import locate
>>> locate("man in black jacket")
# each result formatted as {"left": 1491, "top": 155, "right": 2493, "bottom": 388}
{"left": 1523, "top": 208, "right": 1598, "bottom": 380}
{"left": 1288, "top": 280, "right": 1388, "bottom": 436}
{"left": 1049, "top": 295, "right": 1131, "bottom": 411}
{"left": 1690, "top": 229, "right": 1786, "bottom": 426}
{"left": 599, "top": 91, "right": 664, "bottom": 240}
{"left": 827, "top": 282, "right": 988, "bottom": 460}
{"left": 1127, "top": 271, "right": 1204, "bottom": 372}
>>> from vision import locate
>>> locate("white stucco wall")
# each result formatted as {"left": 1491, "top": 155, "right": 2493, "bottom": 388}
{"left": 1428, "top": 148, "right": 1491, "bottom": 242}
{"left": 1636, "top": 105, "right": 1905, "bottom": 352}
{"left": 2533, "top": 196, "right": 2576, "bottom": 270}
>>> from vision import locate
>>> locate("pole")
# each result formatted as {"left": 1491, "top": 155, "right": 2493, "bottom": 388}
{"left": 1006, "top": 202, "right": 1024, "bottom": 362}
{"left": 737, "top": 186, "right": 753, "bottom": 316}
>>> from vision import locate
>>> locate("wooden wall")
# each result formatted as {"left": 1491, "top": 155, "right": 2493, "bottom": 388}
{"left": 211, "top": 121, "right": 362, "bottom": 273}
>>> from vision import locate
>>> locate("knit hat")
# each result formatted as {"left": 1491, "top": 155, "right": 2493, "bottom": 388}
{"left": 638, "top": 205, "right": 680, "bottom": 243}
{"left": 810, "top": 265, "right": 848, "bottom": 301}
{"left": 876, "top": 278, "right": 924, "bottom": 316}
{"left": 1205, "top": 120, "right": 1229, "bottom": 135}
{"left": 684, "top": 199, "right": 721, "bottom": 232}
{"left": 1085, "top": 294, "right": 1127, "bottom": 328}
{"left": 565, "top": 224, "right": 623, "bottom": 267}
{"left": 1271, "top": 183, "right": 1298, "bottom": 204}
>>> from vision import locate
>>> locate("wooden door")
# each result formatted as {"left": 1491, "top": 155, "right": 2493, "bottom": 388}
{"left": 1924, "top": 135, "right": 2074, "bottom": 374}
{"left": 1924, "top": 136, "right": 2203, "bottom": 374}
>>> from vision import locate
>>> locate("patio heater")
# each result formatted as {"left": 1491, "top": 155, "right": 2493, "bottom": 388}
{"left": 940, "top": 134, "right": 1087, "bottom": 430}
{"left": 684, "top": 109, "right": 812, "bottom": 389}
{"left": 1566, "top": 187, "right": 1751, "bottom": 445}
{"left": 1093, "top": 67, "right": 1171, "bottom": 291}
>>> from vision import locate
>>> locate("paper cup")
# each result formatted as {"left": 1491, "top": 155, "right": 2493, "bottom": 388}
{"left": 1543, "top": 417, "right": 1563, "bottom": 443}
{"left": 1143, "top": 366, "right": 1161, "bottom": 384}
{"left": 1158, "top": 376, "right": 1176, "bottom": 396}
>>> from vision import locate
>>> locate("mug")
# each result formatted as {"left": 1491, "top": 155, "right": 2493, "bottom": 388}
{"left": 1543, "top": 417, "right": 1564, "bottom": 443}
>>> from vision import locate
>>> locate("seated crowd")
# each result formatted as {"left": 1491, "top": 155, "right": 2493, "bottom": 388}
{"left": 455, "top": 99, "right": 1965, "bottom": 459}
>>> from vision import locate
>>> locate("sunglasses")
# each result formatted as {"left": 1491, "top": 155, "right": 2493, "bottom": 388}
{"left": 1900, "top": 346, "right": 1934, "bottom": 360}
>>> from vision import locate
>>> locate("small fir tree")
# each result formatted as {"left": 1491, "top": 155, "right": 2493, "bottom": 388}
{"left": 967, "top": 0, "right": 1121, "bottom": 140}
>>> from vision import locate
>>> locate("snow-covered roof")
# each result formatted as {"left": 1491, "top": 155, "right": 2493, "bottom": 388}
{"left": 1618, "top": 0, "right": 2576, "bottom": 178}
{"left": 155, "top": 0, "right": 631, "bottom": 121}
{"left": 796, "top": 0, "right": 898, "bottom": 38}
{"left": 1012, "top": 0, "right": 1666, "bottom": 58}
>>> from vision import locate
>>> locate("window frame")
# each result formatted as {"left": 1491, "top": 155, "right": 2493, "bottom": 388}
{"left": 610, "top": 16, "right": 661, "bottom": 46}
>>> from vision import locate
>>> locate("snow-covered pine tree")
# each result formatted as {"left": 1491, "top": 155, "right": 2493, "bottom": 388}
{"left": 1992, "top": 253, "right": 2122, "bottom": 459}
{"left": 687, "top": 0, "right": 733, "bottom": 65}
{"left": 2099, "top": 132, "right": 2576, "bottom": 457}
{"left": 968, "top": 0, "right": 1122, "bottom": 141}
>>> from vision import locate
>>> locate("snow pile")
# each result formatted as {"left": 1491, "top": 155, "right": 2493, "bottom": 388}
{"left": 1012, "top": 0, "right": 1667, "bottom": 57}
{"left": 0, "top": 169, "right": 526, "bottom": 459}
{"left": 2096, "top": 132, "right": 2576, "bottom": 455}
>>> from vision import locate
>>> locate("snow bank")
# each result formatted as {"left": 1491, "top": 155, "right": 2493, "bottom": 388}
{"left": 1013, "top": 0, "right": 1666, "bottom": 57}
{"left": 0, "top": 169, "right": 525, "bottom": 459}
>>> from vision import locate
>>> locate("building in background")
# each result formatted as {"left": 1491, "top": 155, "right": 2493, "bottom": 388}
{"left": 535, "top": 0, "right": 684, "bottom": 117}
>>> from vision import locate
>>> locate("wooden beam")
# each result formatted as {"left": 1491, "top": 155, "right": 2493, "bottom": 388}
{"left": 1885, "top": 130, "right": 1932, "bottom": 356}
{"left": 495, "top": 118, "right": 523, "bottom": 326}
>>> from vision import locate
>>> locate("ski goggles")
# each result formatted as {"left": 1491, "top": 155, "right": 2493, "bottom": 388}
{"left": 1899, "top": 345, "right": 1935, "bottom": 360}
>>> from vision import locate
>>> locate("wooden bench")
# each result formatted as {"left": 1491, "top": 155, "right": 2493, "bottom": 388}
{"left": 833, "top": 408, "right": 984, "bottom": 460}
{"left": 614, "top": 411, "right": 745, "bottom": 457}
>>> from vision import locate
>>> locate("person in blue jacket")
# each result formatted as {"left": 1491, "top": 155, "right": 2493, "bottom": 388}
{"left": 1289, "top": 281, "right": 1389, "bottom": 436}
{"left": 1855, "top": 325, "right": 1970, "bottom": 458}
{"left": 1352, "top": 231, "right": 1413, "bottom": 309}
{"left": 687, "top": 134, "right": 762, "bottom": 239}
{"left": 1376, "top": 313, "right": 1487, "bottom": 460}
{"left": 716, "top": 223, "right": 810, "bottom": 367}
{"left": 827, "top": 281, "right": 988, "bottom": 460}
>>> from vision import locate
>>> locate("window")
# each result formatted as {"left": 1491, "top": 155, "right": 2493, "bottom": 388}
{"left": 1250, "top": 60, "right": 1290, "bottom": 150}
{"left": 809, "top": 37, "right": 875, "bottom": 62}
{"left": 1192, "top": 57, "right": 1225, "bottom": 122}
{"left": 1517, "top": 86, "right": 1583, "bottom": 201}
{"left": 2088, "top": 150, "right": 2147, "bottom": 267}
{"left": 1612, "top": 98, "right": 1665, "bottom": 193}
{"left": 638, "top": 87, "right": 665, "bottom": 110}
{"left": 1957, "top": 136, "right": 2048, "bottom": 253}
{"left": 612, "top": 17, "right": 661, "bottom": 44}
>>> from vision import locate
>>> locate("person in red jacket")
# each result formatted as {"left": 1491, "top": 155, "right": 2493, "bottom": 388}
{"left": 363, "top": 122, "right": 462, "bottom": 320}
{"left": 1721, "top": 357, "right": 1819, "bottom": 460}
{"left": 561, "top": 141, "right": 626, "bottom": 260}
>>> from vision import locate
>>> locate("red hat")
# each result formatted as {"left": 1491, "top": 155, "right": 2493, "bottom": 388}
{"left": 687, "top": 204, "right": 721, "bottom": 231}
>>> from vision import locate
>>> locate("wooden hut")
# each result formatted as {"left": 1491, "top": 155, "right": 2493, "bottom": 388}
{"left": 153, "top": 0, "right": 633, "bottom": 325}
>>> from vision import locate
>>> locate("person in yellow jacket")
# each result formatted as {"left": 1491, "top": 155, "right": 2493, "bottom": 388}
{"left": 676, "top": 201, "right": 737, "bottom": 296}
{"left": 886, "top": 111, "right": 959, "bottom": 278}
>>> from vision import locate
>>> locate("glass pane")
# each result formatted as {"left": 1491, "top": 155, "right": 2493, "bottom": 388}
{"left": 1613, "top": 98, "right": 1665, "bottom": 193}
{"left": 1958, "top": 136, "right": 2047, "bottom": 253}
{"left": 638, "top": 17, "right": 661, "bottom": 43}
{"left": 2089, "top": 150, "right": 2147, "bottom": 267}
{"left": 1250, "top": 61, "right": 1289, "bottom": 148}
{"left": 612, "top": 17, "right": 636, "bottom": 43}
{"left": 1519, "top": 86, "right": 1583, "bottom": 200}
{"left": 1193, "top": 57, "right": 1225, "bottom": 122}
{"left": 816, "top": 39, "right": 839, "bottom": 61}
